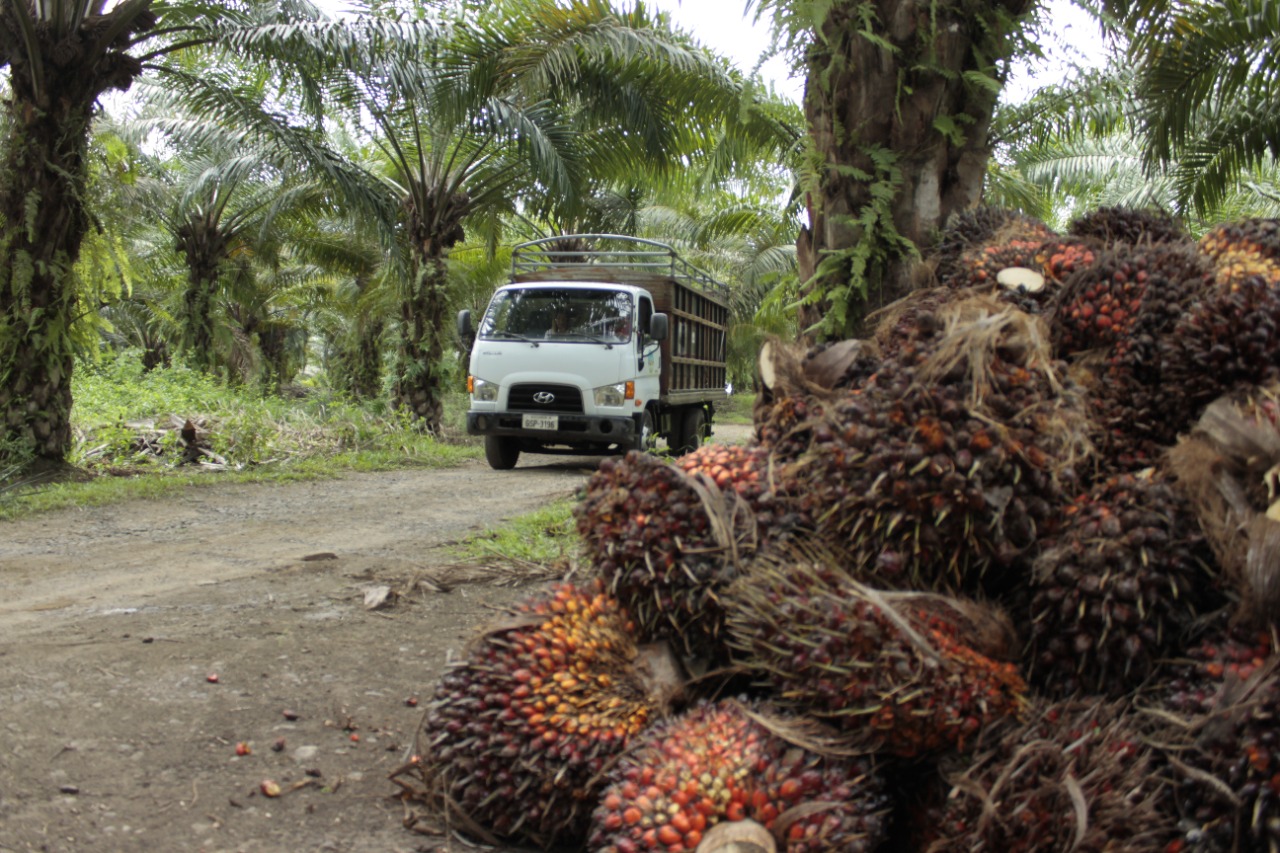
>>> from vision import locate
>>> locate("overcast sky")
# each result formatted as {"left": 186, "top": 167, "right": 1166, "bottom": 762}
{"left": 644, "top": 0, "right": 1112, "bottom": 105}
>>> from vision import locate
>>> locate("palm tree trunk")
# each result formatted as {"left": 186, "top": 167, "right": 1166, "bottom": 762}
{"left": 393, "top": 252, "right": 447, "bottom": 433}
{"left": 0, "top": 75, "right": 94, "bottom": 466}
{"left": 797, "top": 0, "right": 1034, "bottom": 342}
{"left": 351, "top": 316, "right": 385, "bottom": 400}
{"left": 177, "top": 228, "right": 228, "bottom": 372}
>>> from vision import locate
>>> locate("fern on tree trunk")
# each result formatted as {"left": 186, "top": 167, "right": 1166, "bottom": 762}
{"left": 797, "top": 0, "right": 1035, "bottom": 342}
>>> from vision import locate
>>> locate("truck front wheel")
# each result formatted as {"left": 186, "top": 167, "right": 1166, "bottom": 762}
{"left": 634, "top": 409, "right": 657, "bottom": 454}
{"left": 484, "top": 435, "right": 521, "bottom": 470}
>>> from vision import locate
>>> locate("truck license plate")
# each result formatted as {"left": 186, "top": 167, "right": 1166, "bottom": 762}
{"left": 522, "top": 413, "right": 558, "bottom": 431}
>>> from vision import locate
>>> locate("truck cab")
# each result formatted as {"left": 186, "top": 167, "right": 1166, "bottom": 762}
{"left": 458, "top": 235, "right": 729, "bottom": 469}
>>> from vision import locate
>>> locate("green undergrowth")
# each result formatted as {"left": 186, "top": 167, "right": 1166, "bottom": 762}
{"left": 717, "top": 392, "right": 756, "bottom": 425}
{"left": 450, "top": 497, "right": 581, "bottom": 567}
{"left": 0, "top": 353, "right": 480, "bottom": 520}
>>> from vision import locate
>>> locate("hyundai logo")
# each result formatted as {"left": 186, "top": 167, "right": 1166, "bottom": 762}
{"left": 533, "top": 391, "right": 556, "bottom": 405}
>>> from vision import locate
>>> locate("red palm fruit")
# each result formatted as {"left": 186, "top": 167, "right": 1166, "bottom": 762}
{"left": 588, "top": 700, "right": 889, "bottom": 853}
{"left": 1025, "top": 471, "right": 1223, "bottom": 698}
{"left": 927, "top": 698, "right": 1176, "bottom": 852}
{"left": 1038, "top": 239, "right": 1099, "bottom": 282}
{"left": 726, "top": 557, "right": 1027, "bottom": 758}
{"left": 673, "top": 444, "right": 768, "bottom": 497}
{"left": 410, "top": 581, "right": 664, "bottom": 848}
{"left": 1049, "top": 247, "right": 1153, "bottom": 356}
{"left": 931, "top": 207, "right": 1056, "bottom": 285}
{"left": 940, "top": 239, "right": 1044, "bottom": 292}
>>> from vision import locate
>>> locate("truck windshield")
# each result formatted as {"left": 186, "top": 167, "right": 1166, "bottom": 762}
{"left": 479, "top": 288, "right": 634, "bottom": 344}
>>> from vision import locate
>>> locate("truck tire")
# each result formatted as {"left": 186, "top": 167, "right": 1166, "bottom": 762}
{"left": 484, "top": 435, "right": 521, "bottom": 470}
{"left": 634, "top": 408, "right": 658, "bottom": 454}
{"left": 673, "top": 406, "right": 708, "bottom": 456}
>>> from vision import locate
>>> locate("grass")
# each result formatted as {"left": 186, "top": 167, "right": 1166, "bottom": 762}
{"left": 449, "top": 497, "right": 581, "bottom": 567}
{"left": 0, "top": 352, "right": 482, "bottom": 520}
{"left": 717, "top": 392, "right": 756, "bottom": 425}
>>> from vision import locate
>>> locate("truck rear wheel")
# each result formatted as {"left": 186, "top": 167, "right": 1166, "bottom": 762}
{"left": 673, "top": 406, "right": 708, "bottom": 456}
{"left": 484, "top": 436, "right": 521, "bottom": 470}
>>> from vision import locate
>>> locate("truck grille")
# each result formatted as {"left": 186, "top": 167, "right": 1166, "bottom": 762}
{"left": 509, "top": 383, "right": 583, "bottom": 414}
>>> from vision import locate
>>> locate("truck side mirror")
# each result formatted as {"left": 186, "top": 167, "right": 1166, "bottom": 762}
{"left": 457, "top": 309, "right": 473, "bottom": 341}
{"left": 648, "top": 313, "right": 669, "bottom": 342}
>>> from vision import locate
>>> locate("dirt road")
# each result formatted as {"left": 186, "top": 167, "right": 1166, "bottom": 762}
{"left": 0, "top": 449, "right": 620, "bottom": 853}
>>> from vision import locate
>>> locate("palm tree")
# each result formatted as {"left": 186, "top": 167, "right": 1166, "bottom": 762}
{"left": 749, "top": 0, "right": 1039, "bottom": 342}
{"left": 122, "top": 128, "right": 328, "bottom": 375}
{"left": 317, "top": 0, "right": 791, "bottom": 433}
{"left": 989, "top": 52, "right": 1280, "bottom": 233}
{"left": 0, "top": 0, "right": 410, "bottom": 470}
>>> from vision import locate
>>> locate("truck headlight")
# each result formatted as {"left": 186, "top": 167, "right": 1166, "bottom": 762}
{"left": 471, "top": 377, "right": 499, "bottom": 402}
{"left": 593, "top": 383, "right": 627, "bottom": 407}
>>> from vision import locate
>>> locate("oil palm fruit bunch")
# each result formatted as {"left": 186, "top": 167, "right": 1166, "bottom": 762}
{"left": 1151, "top": 274, "right": 1280, "bottom": 446}
{"left": 771, "top": 300, "right": 1086, "bottom": 595}
{"left": 1198, "top": 218, "right": 1280, "bottom": 289}
{"left": 1049, "top": 247, "right": 1153, "bottom": 357}
{"left": 1102, "top": 245, "right": 1215, "bottom": 382}
{"left": 1157, "top": 631, "right": 1280, "bottom": 852}
{"left": 926, "top": 698, "right": 1175, "bottom": 852}
{"left": 726, "top": 555, "right": 1027, "bottom": 758}
{"left": 1025, "top": 470, "right": 1221, "bottom": 698}
{"left": 1067, "top": 205, "right": 1188, "bottom": 248}
{"left": 1069, "top": 252, "right": 1212, "bottom": 472}
{"left": 931, "top": 207, "right": 1055, "bottom": 285}
{"left": 587, "top": 699, "right": 890, "bottom": 853}
{"left": 412, "top": 580, "right": 666, "bottom": 847}
{"left": 939, "top": 239, "right": 1045, "bottom": 292}
{"left": 1036, "top": 238, "right": 1099, "bottom": 284}
{"left": 575, "top": 449, "right": 794, "bottom": 656}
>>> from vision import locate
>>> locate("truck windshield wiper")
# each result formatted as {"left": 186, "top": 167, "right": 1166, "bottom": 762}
{"left": 489, "top": 331, "right": 540, "bottom": 345}
{"left": 560, "top": 333, "right": 613, "bottom": 349}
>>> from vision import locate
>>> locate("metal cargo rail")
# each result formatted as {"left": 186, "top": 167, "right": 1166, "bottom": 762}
{"left": 511, "top": 234, "right": 729, "bottom": 299}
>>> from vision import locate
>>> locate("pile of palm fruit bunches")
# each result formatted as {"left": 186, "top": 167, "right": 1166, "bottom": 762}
{"left": 393, "top": 208, "right": 1280, "bottom": 852}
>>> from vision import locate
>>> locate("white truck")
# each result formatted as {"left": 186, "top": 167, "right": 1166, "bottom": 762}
{"left": 457, "top": 234, "right": 730, "bottom": 469}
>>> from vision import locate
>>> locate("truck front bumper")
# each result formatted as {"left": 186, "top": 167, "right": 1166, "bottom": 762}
{"left": 466, "top": 411, "right": 636, "bottom": 445}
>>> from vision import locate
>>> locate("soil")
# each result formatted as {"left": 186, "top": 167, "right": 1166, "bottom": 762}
{"left": 0, "top": 425, "right": 751, "bottom": 853}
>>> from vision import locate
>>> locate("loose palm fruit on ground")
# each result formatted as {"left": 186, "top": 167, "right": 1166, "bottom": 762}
{"left": 926, "top": 698, "right": 1176, "bottom": 852}
{"left": 575, "top": 449, "right": 798, "bottom": 657}
{"left": 1068, "top": 205, "right": 1189, "bottom": 248}
{"left": 588, "top": 699, "right": 890, "bottom": 853}
{"left": 1026, "top": 470, "right": 1222, "bottom": 698}
{"left": 726, "top": 557, "right": 1027, "bottom": 758}
{"left": 408, "top": 581, "right": 665, "bottom": 848}
{"left": 1199, "top": 217, "right": 1280, "bottom": 289}
{"left": 1156, "top": 631, "right": 1280, "bottom": 853}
